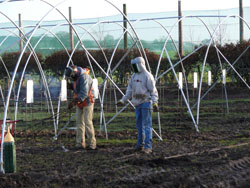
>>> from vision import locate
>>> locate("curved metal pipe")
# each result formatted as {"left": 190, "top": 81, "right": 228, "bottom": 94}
{"left": 0, "top": 53, "right": 17, "bottom": 101}
{"left": 0, "top": 23, "right": 57, "bottom": 132}
{"left": 1, "top": 0, "right": 67, "bottom": 173}
{"left": 0, "top": 56, "right": 11, "bottom": 79}
{"left": 191, "top": 21, "right": 250, "bottom": 110}
{"left": 38, "top": 2, "right": 130, "bottom": 139}
{"left": 0, "top": 85, "right": 5, "bottom": 108}
{"left": 104, "top": 0, "right": 151, "bottom": 73}
{"left": 45, "top": 2, "right": 143, "bottom": 138}
{"left": 14, "top": 23, "right": 74, "bottom": 122}
{"left": 196, "top": 15, "right": 250, "bottom": 125}
{"left": 0, "top": 27, "right": 55, "bottom": 123}
{"left": 96, "top": 21, "right": 142, "bottom": 134}
{"left": 55, "top": 20, "right": 140, "bottom": 137}
{"left": 53, "top": 21, "right": 111, "bottom": 136}
{"left": 149, "top": 14, "right": 200, "bottom": 131}
{"left": 0, "top": 32, "right": 17, "bottom": 53}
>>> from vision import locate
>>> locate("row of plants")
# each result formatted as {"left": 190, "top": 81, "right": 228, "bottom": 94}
{"left": 0, "top": 40, "right": 250, "bottom": 86}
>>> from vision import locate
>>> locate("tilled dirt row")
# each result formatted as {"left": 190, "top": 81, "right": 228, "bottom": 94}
{"left": 0, "top": 129, "right": 249, "bottom": 188}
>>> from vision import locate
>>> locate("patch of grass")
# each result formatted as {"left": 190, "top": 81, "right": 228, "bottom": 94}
{"left": 198, "top": 126, "right": 216, "bottom": 132}
{"left": 218, "top": 139, "right": 239, "bottom": 146}
{"left": 218, "top": 137, "right": 250, "bottom": 146}
{"left": 50, "top": 184, "right": 59, "bottom": 188}
{"left": 200, "top": 98, "right": 250, "bottom": 105}
{"left": 97, "top": 138, "right": 136, "bottom": 145}
{"left": 241, "top": 129, "right": 250, "bottom": 132}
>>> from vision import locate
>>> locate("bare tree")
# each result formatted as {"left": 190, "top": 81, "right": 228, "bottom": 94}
{"left": 209, "top": 10, "right": 228, "bottom": 45}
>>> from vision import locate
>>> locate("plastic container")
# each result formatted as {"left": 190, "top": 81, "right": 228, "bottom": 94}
{"left": 4, "top": 127, "right": 16, "bottom": 173}
{"left": 92, "top": 78, "right": 99, "bottom": 99}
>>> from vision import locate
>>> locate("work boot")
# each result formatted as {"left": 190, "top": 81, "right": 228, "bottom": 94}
{"left": 135, "top": 146, "right": 144, "bottom": 152}
{"left": 75, "top": 142, "right": 86, "bottom": 149}
{"left": 144, "top": 148, "right": 152, "bottom": 154}
{"left": 87, "top": 145, "right": 97, "bottom": 150}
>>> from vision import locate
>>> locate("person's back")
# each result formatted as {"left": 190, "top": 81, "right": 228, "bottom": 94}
{"left": 65, "top": 66, "right": 96, "bottom": 150}
{"left": 73, "top": 67, "right": 94, "bottom": 107}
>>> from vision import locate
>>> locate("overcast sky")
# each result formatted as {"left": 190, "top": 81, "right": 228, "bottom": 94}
{"left": 0, "top": 0, "right": 250, "bottom": 22}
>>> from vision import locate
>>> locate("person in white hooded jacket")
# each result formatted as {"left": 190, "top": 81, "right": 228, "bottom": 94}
{"left": 118, "top": 57, "right": 159, "bottom": 154}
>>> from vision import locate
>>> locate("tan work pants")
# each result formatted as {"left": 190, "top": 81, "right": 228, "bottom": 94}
{"left": 76, "top": 103, "right": 96, "bottom": 148}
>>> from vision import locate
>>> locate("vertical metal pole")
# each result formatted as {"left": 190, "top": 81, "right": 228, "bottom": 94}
{"left": 123, "top": 4, "right": 128, "bottom": 49}
{"left": 18, "top": 13, "right": 23, "bottom": 53}
{"left": 69, "top": 7, "right": 74, "bottom": 51}
{"left": 239, "top": 0, "right": 244, "bottom": 43}
{"left": 178, "top": 0, "right": 183, "bottom": 57}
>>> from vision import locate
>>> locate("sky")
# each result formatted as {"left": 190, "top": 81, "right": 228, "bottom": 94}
{"left": 0, "top": 0, "right": 250, "bottom": 22}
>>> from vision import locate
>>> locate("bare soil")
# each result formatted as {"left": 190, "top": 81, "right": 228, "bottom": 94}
{"left": 1, "top": 86, "right": 250, "bottom": 188}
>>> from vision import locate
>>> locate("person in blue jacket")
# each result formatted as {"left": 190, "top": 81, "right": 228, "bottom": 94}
{"left": 65, "top": 66, "right": 96, "bottom": 150}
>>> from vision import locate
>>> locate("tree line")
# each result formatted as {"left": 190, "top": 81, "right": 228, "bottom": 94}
{"left": 0, "top": 40, "right": 250, "bottom": 86}
{"left": 0, "top": 32, "right": 195, "bottom": 56}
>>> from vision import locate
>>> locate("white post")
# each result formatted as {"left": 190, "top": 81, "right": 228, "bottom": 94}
{"left": 208, "top": 71, "right": 212, "bottom": 86}
{"left": 60, "top": 79, "right": 67, "bottom": 101}
{"left": 178, "top": 72, "right": 183, "bottom": 89}
{"left": 222, "top": 69, "right": 226, "bottom": 85}
{"left": 92, "top": 78, "right": 99, "bottom": 99}
{"left": 193, "top": 72, "right": 198, "bottom": 89}
{"left": 26, "top": 80, "right": 34, "bottom": 103}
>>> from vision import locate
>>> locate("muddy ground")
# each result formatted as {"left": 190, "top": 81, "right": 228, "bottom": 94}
{"left": 1, "top": 86, "right": 250, "bottom": 188}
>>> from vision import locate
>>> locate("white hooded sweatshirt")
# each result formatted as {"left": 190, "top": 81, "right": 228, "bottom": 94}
{"left": 121, "top": 57, "right": 158, "bottom": 106}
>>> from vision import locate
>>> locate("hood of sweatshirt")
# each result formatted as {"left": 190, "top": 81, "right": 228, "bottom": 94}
{"left": 131, "top": 57, "right": 147, "bottom": 73}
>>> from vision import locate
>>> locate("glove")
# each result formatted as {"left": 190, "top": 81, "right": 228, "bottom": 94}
{"left": 153, "top": 103, "right": 159, "bottom": 112}
{"left": 117, "top": 99, "right": 124, "bottom": 106}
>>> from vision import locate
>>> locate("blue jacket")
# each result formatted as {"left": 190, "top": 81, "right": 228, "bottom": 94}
{"left": 74, "top": 67, "right": 93, "bottom": 104}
